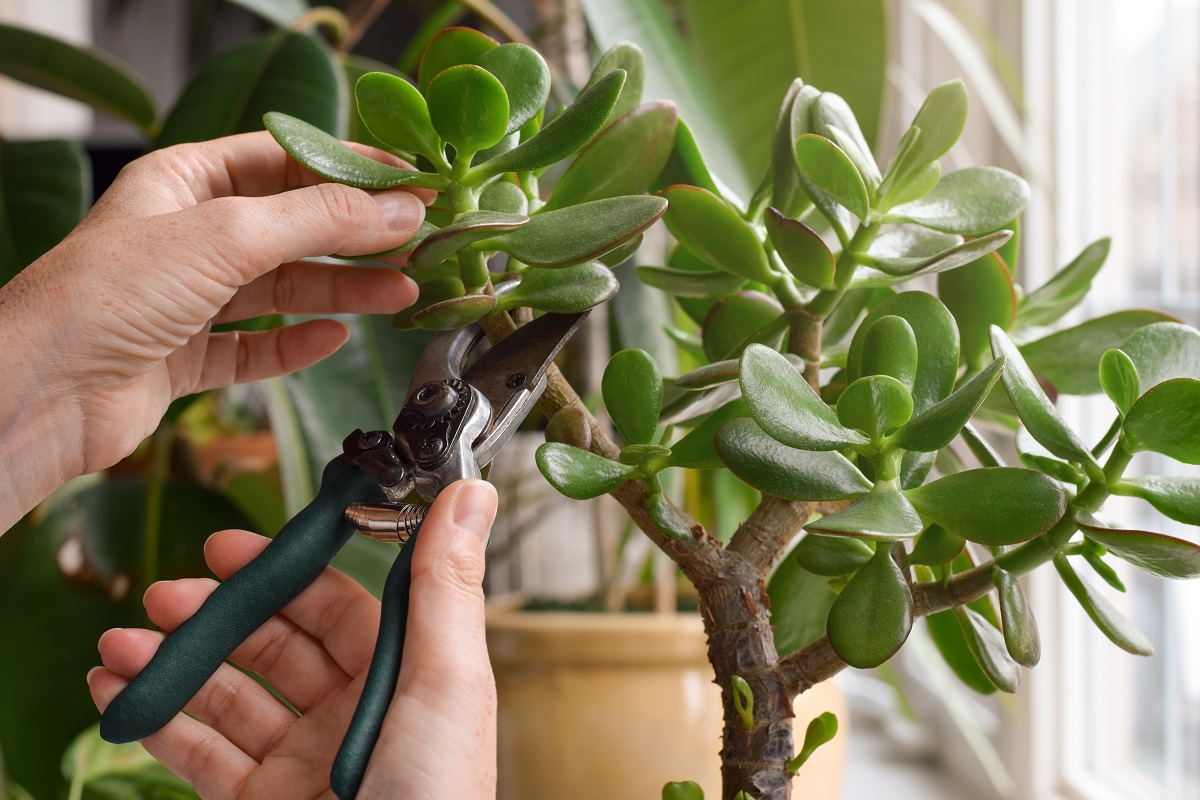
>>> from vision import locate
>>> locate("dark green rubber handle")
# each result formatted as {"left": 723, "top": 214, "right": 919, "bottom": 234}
{"left": 330, "top": 520, "right": 421, "bottom": 800}
{"left": 100, "top": 455, "right": 383, "bottom": 744}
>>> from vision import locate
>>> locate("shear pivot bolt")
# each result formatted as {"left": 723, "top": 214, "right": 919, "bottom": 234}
{"left": 419, "top": 437, "right": 446, "bottom": 460}
{"left": 505, "top": 372, "right": 527, "bottom": 388}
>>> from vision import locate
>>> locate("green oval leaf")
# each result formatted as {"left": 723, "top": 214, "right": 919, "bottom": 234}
{"left": 585, "top": 41, "right": 645, "bottom": 123}
{"left": 392, "top": 274, "right": 464, "bottom": 330}
{"left": 603, "top": 349, "right": 663, "bottom": 445}
{"left": 354, "top": 72, "right": 441, "bottom": 161}
{"left": 417, "top": 26, "right": 498, "bottom": 94}
{"left": 477, "top": 43, "right": 551, "bottom": 135}
{"left": 765, "top": 208, "right": 834, "bottom": 289}
{"left": 794, "top": 134, "right": 869, "bottom": 223}
{"left": 427, "top": 64, "right": 509, "bottom": 157}
{"left": 1075, "top": 510, "right": 1200, "bottom": 579}
{"left": 496, "top": 262, "right": 618, "bottom": 314}
{"left": 675, "top": 354, "right": 805, "bottom": 391}
{"left": 702, "top": 292, "right": 785, "bottom": 361}
{"left": 662, "top": 781, "right": 704, "bottom": 800}
{"left": 478, "top": 179, "right": 529, "bottom": 215}
{"left": 890, "top": 356, "right": 1005, "bottom": 453}
{"left": 410, "top": 294, "right": 496, "bottom": 331}
{"left": 480, "top": 195, "right": 665, "bottom": 267}
{"left": 536, "top": 443, "right": 637, "bottom": 500}
{"left": 1053, "top": 554, "right": 1153, "bottom": 655}
{"left": 264, "top": 112, "right": 449, "bottom": 190}
{"left": 637, "top": 265, "right": 747, "bottom": 298}
{"left": 1099, "top": 349, "right": 1140, "bottom": 415}
{"left": 1122, "top": 379, "right": 1200, "bottom": 465}
{"left": 810, "top": 93, "right": 881, "bottom": 192}
{"left": 904, "top": 467, "right": 1067, "bottom": 545}
{"left": 663, "top": 399, "right": 748, "bottom": 470}
{"left": 771, "top": 81, "right": 819, "bottom": 218}
{"left": 888, "top": 167, "right": 1031, "bottom": 236}
{"left": 954, "top": 606, "right": 1020, "bottom": 693}
{"left": 806, "top": 489, "right": 924, "bottom": 541}
{"left": 0, "top": 140, "right": 88, "bottom": 284}
{"left": 792, "top": 534, "right": 875, "bottom": 576}
{"left": 660, "top": 185, "right": 774, "bottom": 283}
{"left": 866, "top": 231, "right": 1011, "bottom": 279}
{"left": 1016, "top": 238, "right": 1111, "bottom": 327}
{"left": 858, "top": 315, "right": 919, "bottom": 389}
{"left": 1112, "top": 475, "right": 1200, "bottom": 526}
{"left": 836, "top": 375, "right": 914, "bottom": 440}
{"left": 0, "top": 22, "right": 156, "bottom": 131}
{"left": 409, "top": 211, "right": 528, "bottom": 270}
{"left": 827, "top": 546, "right": 914, "bottom": 669}
{"left": 907, "top": 525, "right": 965, "bottom": 566}
{"left": 881, "top": 79, "right": 967, "bottom": 203}
{"left": 937, "top": 252, "right": 1016, "bottom": 371}
{"left": 544, "top": 101, "right": 678, "bottom": 210}
{"left": 740, "top": 344, "right": 869, "bottom": 451}
{"left": 716, "top": 419, "right": 872, "bottom": 501}
{"left": 994, "top": 569, "right": 1040, "bottom": 667}
{"left": 1121, "top": 321, "right": 1200, "bottom": 390}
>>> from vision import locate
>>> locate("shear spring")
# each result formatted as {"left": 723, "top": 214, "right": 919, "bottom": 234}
{"left": 344, "top": 503, "right": 428, "bottom": 543}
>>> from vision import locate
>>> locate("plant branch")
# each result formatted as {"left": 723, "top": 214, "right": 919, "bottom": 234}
{"left": 727, "top": 497, "right": 816, "bottom": 575}
{"left": 339, "top": 0, "right": 393, "bottom": 52}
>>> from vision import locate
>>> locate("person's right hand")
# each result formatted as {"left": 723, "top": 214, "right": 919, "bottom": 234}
{"left": 88, "top": 479, "right": 499, "bottom": 800}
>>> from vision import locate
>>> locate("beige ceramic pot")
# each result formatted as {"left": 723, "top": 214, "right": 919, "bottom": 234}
{"left": 487, "top": 607, "right": 846, "bottom": 800}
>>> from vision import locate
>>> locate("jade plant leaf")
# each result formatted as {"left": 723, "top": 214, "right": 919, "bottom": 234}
{"left": 810, "top": 93, "right": 881, "bottom": 192}
{"left": 410, "top": 294, "right": 496, "bottom": 331}
{"left": 790, "top": 712, "right": 840, "bottom": 774}
{"left": 865, "top": 224, "right": 959, "bottom": 261}
{"left": 994, "top": 569, "right": 1040, "bottom": 667}
{"left": 536, "top": 443, "right": 638, "bottom": 500}
{"left": 792, "top": 534, "right": 875, "bottom": 576}
{"left": 637, "top": 266, "right": 747, "bottom": 298}
{"left": 827, "top": 546, "right": 914, "bottom": 669}
{"left": 427, "top": 65, "right": 509, "bottom": 157}
{"left": 264, "top": 112, "right": 449, "bottom": 190}
{"left": 343, "top": 55, "right": 404, "bottom": 152}
{"left": 907, "top": 525, "right": 965, "bottom": 566}
{"left": 584, "top": 41, "right": 645, "bottom": 123}
{"left": 662, "top": 781, "right": 704, "bottom": 800}
{"left": 665, "top": 117, "right": 747, "bottom": 211}
{"left": 1099, "top": 349, "right": 1140, "bottom": 415}
{"left": 881, "top": 79, "right": 968, "bottom": 204}
{"left": 0, "top": 22, "right": 156, "bottom": 131}
{"left": 1112, "top": 476, "right": 1200, "bottom": 526}
{"left": 417, "top": 26, "right": 498, "bottom": 94}
{"left": 479, "top": 180, "right": 529, "bottom": 215}
{"left": 619, "top": 444, "right": 671, "bottom": 466}
{"left": 660, "top": 185, "right": 775, "bottom": 283}
{"left": 1016, "top": 238, "right": 1111, "bottom": 327}
{"left": 544, "top": 101, "right": 678, "bottom": 210}
{"left": 1019, "top": 310, "right": 1175, "bottom": 395}
{"left": 805, "top": 489, "right": 924, "bottom": 541}
{"left": 675, "top": 354, "right": 805, "bottom": 391}
{"left": 470, "top": 70, "right": 625, "bottom": 179}
{"left": 1075, "top": 511, "right": 1200, "bottom": 579}
{"left": 888, "top": 167, "right": 1030, "bottom": 236}
{"left": 716, "top": 419, "right": 871, "bottom": 502}
{"left": 392, "top": 275, "right": 464, "bottom": 330}
{"left": 480, "top": 196, "right": 665, "bottom": 267}
{"left": 794, "top": 134, "right": 870, "bottom": 222}
{"left": 1015, "top": 427, "right": 1081, "bottom": 484}
{"left": 1122, "top": 379, "right": 1200, "bottom": 465}
{"left": 937, "top": 252, "right": 1016, "bottom": 370}
{"left": 408, "top": 211, "right": 527, "bottom": 270}
{"left": 765, "top": 209, "right": 835, "bottom": 289}
{"left": 989, "top": 326, "right": 1099, "bottom": 470}
{"left": 477, "top": 43, "right": 551, "bottom": 134}
{"left": 1053, "top": 554, "right": 1153, "bottom": 655}
{"left": 889, "top": 356, "right": 1005, "bottom": 453}
{"left": 885, "top": 161, "right": 941, "bottom": 209}
{"left": 835, "top": 375, "right": 914, "bottom": 440}
{"left": 603, "top": 349, "right": 663, "bottom": 445}
{"left": 664, "top": 399, "right": 748, "bottom": 470}
{"left": 495, "top": 262, "right": 618, "bottom": 314}
{"left": 702, "top": 292, "right": 786, "bottom": 361}
{"left": 771, "top": 81, "right": 819, "bottom": 218}
{"left": 927, "top": 609, "right": 996, "bottom": 694}
{"left": 545, "top": 406, "right": 592, "bottom": 451}
{"left": 769, "top": 545, "right": 838, "bottom": 657}
{"left": 741, "top": 344, "right": 870, "bottom": 451}
{"left": 355, "top": 72, "right": 442, "bottom": 161}
{"left": 904, "top": 467, "right": 1067, "bottom": 545}
{"left": 1120, "top": 321, "right": 1200, "bottom": 389}
{"left": 954, "top": 606, "right": 1020, "bottom": 693}
{"left": 858, "top": 315, "right": 918, "bottom": 389}
{"left": 865, "top": 231, "right": 1010, "bottom": 278}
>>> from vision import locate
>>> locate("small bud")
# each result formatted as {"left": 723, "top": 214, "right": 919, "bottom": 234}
{"left": 544, "top": 406, "right": 592, "bottom": 451}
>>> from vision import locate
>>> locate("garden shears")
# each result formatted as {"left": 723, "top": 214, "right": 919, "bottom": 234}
{"left": 99, "top": 307, "right": 588, "bottom": 800}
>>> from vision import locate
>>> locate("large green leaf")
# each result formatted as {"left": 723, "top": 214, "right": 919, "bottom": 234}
{"left": 794, "top": 134, "right": 869, "bottom": 222}
{"left": 890, "top": 357, "right": 1004, "bottom": 453}
{"left": 1120, "top": 322, "right": 1200, "bottom": 390}
{"left": 0, "top": 140, "right": 88, "bottom": 286}
{"left": 716, "top": 418, "right": 871, "bottom": 501}
{"left": 1122, "top": 379, "right": 1200, "bottom": 465}
{"left": 811, "top": 93, "right": 880, "bottom": 193}
{"left": 478, "top": 43, "right": 551, "bottom": 135}
{"left": 864, "top": 231, "right": 1010, "bottom": 279}
{"left": 771, "top": 81, "right": 818, "bottom": 218}
{"left": 416, "top": 26, "right": 498, "bottom": 94}
{"left": 409, "top": 211, "right": 527, "bottom": 270}
{"left": 536, "top": 443, "right": 638, "bottom": 499}
{"left": 341, "top": 54, "right": 401, "bottom": 151}
{"left": 157, "top": 31, "right": 341, "bottom": 148}
{"left": 937, "top": 252, "right": 1016, "bottom": 371}
{"left": 835, "top": 375, "right": 914, "bottom": 440}
{"left": 1053, "top": 554, "right": 1153, "bottom": 655}
{"left": 1111, "top": 476, "right": 1200, "bottom": 527}
{"left": 702, "top": 291, "right": 786, "bottom": 361}
{"left": 768, "top": 544, "right": 837, "bottom": 656}
{"left": 354, "top": 71, "right": 441, "bottom": 161}
{"left": 887, "top": 167, "right": 1030, "bottom": 236}
{"left": 427, "top": 64, "right": 509, "bottom": 158}
{"left": 1075, "top": 511, "right": 1200, "bottom": 579}
{"left": 603, "top": 349, "right": 663, "bottom": 445}
{"left": 1016, "top": 238, "right": 1111, "bottom": 327}
{"left": 584, "top": 41, "right": 646, "bottom": 123}
{"left": 805, "top": 489, "right": 924, "bottom": 541}
{"left": 660, "top": 185, "right": 774, "bottom": 283}
{"left": 904, "top": 468, "right": 1067, "bottom": 545}
{"left": 0, "top": 23, "right": 155, "bottom": 131}
{"left": 765, "top": 208, "right": 834, "bottom": 289}
{"left": 827, "top": 545, "right": 913, "bottom": 669}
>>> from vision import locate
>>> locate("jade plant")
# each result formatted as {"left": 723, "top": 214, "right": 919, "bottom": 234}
{"left": 254, "top": 27, "right": 1195, "bottom": 800}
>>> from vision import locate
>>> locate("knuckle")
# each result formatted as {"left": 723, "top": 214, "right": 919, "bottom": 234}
{"left": 314, "top": 183, "right": 369, "bottom": 225}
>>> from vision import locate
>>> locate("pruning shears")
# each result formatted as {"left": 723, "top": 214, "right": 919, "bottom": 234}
{"left": 99, "top": 306, "right": 588, "bottom": 800}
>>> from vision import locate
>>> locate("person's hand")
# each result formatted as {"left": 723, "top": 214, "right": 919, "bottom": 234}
{"left": 87, "top": 479, "right": 498, "bottom": 800}
{"left": 0, "top": 131, "right": 430, "bottom": 528}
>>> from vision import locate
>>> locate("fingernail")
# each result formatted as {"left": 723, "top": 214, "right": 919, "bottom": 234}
{"left": 372, "top": 191, "right": 424, "bottom": 232}
{"left": 452, "top": 480, "right": 497, "bottom": 545}
{"left": 86, "top": 666, "right": 101, "bottom": 686}
{"left": 97, "top": 628, "right": 121, "bottom": 652}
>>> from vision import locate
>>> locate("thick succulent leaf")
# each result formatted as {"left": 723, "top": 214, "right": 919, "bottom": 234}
{"left": 342, "top": 55, "right": 403, "bottom": 151}
{"left": 791, "top": 712, "right": 840, "bottom": 773}
{"left": 392, "top": 275, "right": 464, "bottom": 330}
{"left": 264, "top": 112, "right": 448, "bottom": 190}
{"left": 890, "top": 356, "right": 1005, "bottom": 453}
{"left": 1099, "top": 349, "right": 1140, "bottom": 415}
{"left": 989, "top": 326, "right": 1099, "bottom": 469}
{"left": 477, "top": 44, "right": 551, "bottom": 134}
{"left": 938, "top": 252, "right": 1016, "bottom": 370}
{"left": 536, "top": 443, "right": 638, "bottom": 499}
{"left": 926, "top": 610, "right": 996, "bottom": 694}
{"left": 882, "top": 79, "right": 968, "bottom": 203}
{"left": 0, "top": 22, "right": 156, "bottom": 131}
{"left": 471, "top": 71, "right": 625, "bottom": 178}
{"left": 848, "top": 292, "right": 960, "bottom": 413}
{"left": 603, "top": 349, "right": 663, "bottom": 445}
{"left": 1020, "top": 310, "right": 1176, "bottom": 395}
{"left": 961, "top": 423, "right": 1007, "bottom": 468}
{"left": 1120, "top": 321, "right": 1200, "bottom": 389}
{"left": 716, "top": 418, "right": 872, "bottom": 501}
{"left": 954, "top": 606, "right": 1020, "bottom": 693}
{"left": 637, "top": 265, "right": 747, "bottom": 298}
{"left": 0, "top": 140, "right": 88, "bottom": 285}
{"left": 792, "top": 534, "right": 875, "bottom": 576}
{"left": 771, "top": 81, "right": 819, "bottom": 218}
{"left": 663, "top": 117, "right": 747, "bottom": 211}
{"left": 480, "top": 195, "right": 666, "bottom": 267}
{"left": 478, "top": 180, "right": 529, "bottom": 215}
{"left": 1015, "top": 426, "right": 1082, "bottom": 484}
{"left": 159, "top": 31, "right": 339, "bottom": 148}
{"left": 886, "top": 161, "right": 941, "bottom": 209}
{"left": 1016, "top": 238, "right": 1111, "bottom": 327}
{"left": 888, "top": 167, "right": 1031, "bottom": 236}
{"left": 1112, "top": 476, "right": 1200, "bottom": 526}
{"left": 355, "top": 72, "right": 441, "bottom": 161}
{"left": 827, "top": 546, "right": 914, "bottom": 669}
{"left": 1075, "top": 511, "right": 1200, "bottom": 579}
{"left": 805, "top": 489, "right": 924, "bottom": 541}
{"left": 907, "top": 525, "right": 965, "bottom": 566}
{"left": 619, "top": 444, "right": 671, "bottom": 466}
{"left": 662, "top": 781, "right": 705, "bottom": 800}
{"left": 660, "top": 185, "right": 774, "bottom": 283}
{"left": 410, "top": 294, "right": 495, "bottom": 331}
{"left": 794, "top": 134, "right": 869, "bottom": 222}
{"left": 904, "top": 467, "right": 1067, "bottom": 545}
{"left": 417, "top": 26, "right": 498, "bottom": 94}
{"left": 675, "top": 354, "right": 804, "bottom": 391}
{"left": 496, "top": 262, "right": 618, "bottom": 314}
{"left": 858, "top": 315, "right": 918, "bottom": 389}
{"left": 544, "top": 101, "right": 678, "bottom": 210}
{"left": 1122, "top": 379, "right": 1200, "bottom": 465}
{"left": 867, "top": 224, "right": 959, "bottom": 260}
{"left": 994, "top": 569, "right": 1040, "bottom": 667}
{"left": 702, "top": 291, "right": 786, "bottom": 361}
{"left": 810, "top": 93, "right": 881, "bottom": 191}
{"left": 427, "top": 65, "right": 509, "bottom": 157}
{"left": 664, "top": 399, "right": 748, "bottom": 470}
{"left": 769, "top": 544, "right": 838, "bottom": 656}
{"left": 409, "top": 211, "right": 527, "bottom": 270}
{"left": 868, "top": 231, "right": 1010, "bottom": 277}
{"left": 584, "top": 41, "right": 645, "bottom": 122}
{"left": 1053, "top": 554, "right": 1154, "bottom": 655}
{"left": 765, "top": 208, "right": 835, "bottom": 289}
{"left": 835, "top": 375, "right": 914, "bottom": 440}
{"left": 225, "top": 0, "right": 308, "bottom": 26}
{"left": 741, "top": 344, "right": 869, "bottom": 451}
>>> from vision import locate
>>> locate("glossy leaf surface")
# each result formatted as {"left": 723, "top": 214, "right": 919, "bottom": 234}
{"left": 1099, "top": 349, "right": 1140, "bottom": 415}
{"left": 882, "top": 79, "right": 967, "bottom": 201}
{"left": 495, "top": 262, "right": 618, "bottom": 314}
{"left": 1122, "top": 379, "right": 1200, "bottom": 464}
{"left": 603, "top": 349, "right": 663, "bottom": 445}
{"left": 702, "top": 292, "right": 785, "bottom": 361}
{"left": 1113, "top": 476, "right": 1200, "bottom": 526}
{"left": 417, "top": 26, "right": 498, "bottom": 94}
{"left": 827, "top": 546, "right": 914, "bottom": 669}
{"left": 1075, "top": 511, "right": 1200, "bottom": 579}
{"left": 410, "top": 294, "right": 495, "bottom": 331}
{"left": 664, "top": 399, "right": 748, "bottom": 470}
{"left": 835, "top": 375, "right": 914, "bottom": 440}
{"left": 1016, "top": 238, "right": 1111, "bottom": 327}
{"left": 409, "top": 212, "right": 527, "bottom": 269}
{"left": 536, "top": 443, "right": 638, "bottom": 500}
{"left": 867, "top": 231, "right": 1010, "bottom": 278}
{"left": 427, "top": 65, "right": 509, "bottom": 157}
{"left": 938, "top": 252, "right": 1016, "bottom": 370}
{"left": 355, "top": 72, "right": 441, "bottom": 161}
{"left": 794, "top": 134, "right": 869, "bottom": 221}
{"left": 675, "top": 354, "right": 804, "bottom": 391}
{"left": 771, "top": 81, "right": 818, "bottom": 218}
{"left": 765, "top": 208, "right": 835, "bottom": 289}
{"left": 637, "top": 265, "right": 747, "bottom": 298}
{"left": 955, "top": 606, "right": 1020, "bottom": 693}
{"left": 584, "top": 41, "right": 645, "bottom": 122}
{"left": 805, "top": 489, "right": 924, "bottom": 541}
{"left": 858, "top": 315, "right": 918, "bottom": 389}
{"left": 1054, "top": 554, "right": 1154, "bottom": 655}
{"left": 660, "top": 185, "right": 774, "bottom": 283}
{"left": 888, "top": 167, "right": 1030, "bottom": 236}
{"left": 792, "top": 534, "right": 874, "bottom": 576}
{"left": 907, "top": 525, "right": 965, "bottom": 566}
{"left": 1121, "top": 322, "right": 1200, "bottom": 389}
{"left": 810, "top": 92, "right": 880, "bottom": 190}
{"left": 1020, "top": 310, "right": 1175, "bottom": 395}
{"left": 477, "top": 43, "right": 551, "bottom": 134}
{"left": 904, "top": 468, "right": 1067, "bottom": 545}
{"left": 716, "top": 419, "right": 871, "bottom": 501}
{"left": 482, "top": 196, "right": 665, "bottom": 267}
{"left": 994, "top": 569, "right": 1040, "bottom": 667}
{"left": 890, "top": 356, "right": 1005, "bottom": 453}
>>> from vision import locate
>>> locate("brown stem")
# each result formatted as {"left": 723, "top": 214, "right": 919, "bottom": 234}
{"left": 727, "top": 497, "right": 815, "bottom": 575}
{"left": 339, "top": 0, "right": 392, "bottom": 52}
